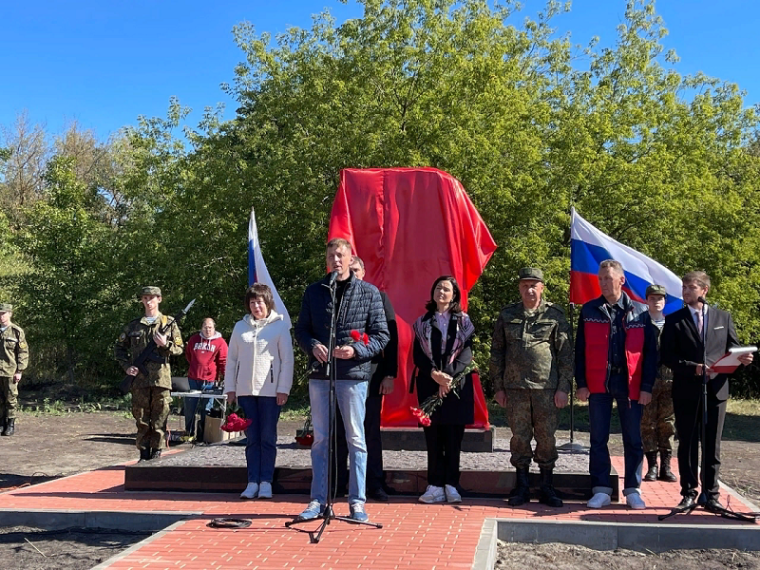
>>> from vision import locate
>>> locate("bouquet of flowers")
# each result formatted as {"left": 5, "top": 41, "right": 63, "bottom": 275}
{"left": 411, "top": 361, "right": 477, "bottom": 427}
{"left": 221, "top": 404, "right": 253, "bottom": 433}
{"left": 295, "top": 417, "right": 314, "bottom": 447}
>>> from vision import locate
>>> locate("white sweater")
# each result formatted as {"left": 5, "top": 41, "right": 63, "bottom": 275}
{"left": 224, "top": 311, "right": 294, "bottom": 397}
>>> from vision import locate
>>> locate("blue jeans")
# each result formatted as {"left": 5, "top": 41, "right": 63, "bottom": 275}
{"left": 588, "top": 389, "right": 644, "bottom": 496}
{"left": 309, "top": 379, "right": 368, "bottom": 506}
{"left": 184, "top": 379, "right": 214, "bottom": 435}
{"left": 238, "top": 396, "right": 281, "bottom": 483}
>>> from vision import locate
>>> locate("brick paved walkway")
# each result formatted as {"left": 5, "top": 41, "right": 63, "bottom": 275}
{"left": 0, "top": 456, "right": 756, "bottom": 569}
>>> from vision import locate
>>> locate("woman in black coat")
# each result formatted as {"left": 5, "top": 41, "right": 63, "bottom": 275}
{"left": 412, "top": 276, "right": 475, "bottom": 504}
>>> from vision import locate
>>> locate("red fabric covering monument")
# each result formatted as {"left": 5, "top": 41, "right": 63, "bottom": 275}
{"left": 328, "top": 168, "right": 497, "bottom": 428}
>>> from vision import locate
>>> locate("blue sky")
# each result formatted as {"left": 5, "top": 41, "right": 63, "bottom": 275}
{"left": 2, "top": 1, "right": 758, "bottom": 141}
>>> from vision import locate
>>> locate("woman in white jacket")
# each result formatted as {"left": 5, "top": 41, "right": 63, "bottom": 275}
{"left": 225, "top": 284, "right": 294, "bottom": 499}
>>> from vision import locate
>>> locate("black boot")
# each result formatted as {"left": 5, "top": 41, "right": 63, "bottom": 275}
{"left": 644, "top": 452, "right": 658, "bottom": 482}
{"left": 0, "top": 417, "right": 5, "bottom": 436}
{"left": 2, "top": 418, "right": 15, "bottom": 436}
{"left": 150, "top": 448, "right": 162, "bottom": 460}
{"left": 138, "top": 448, "right": 151, "bottom": 462}
{"left": 508, "top": 467, "right": 531, "bottom": 506}
{"left": 539, "top": 468, "right": 563, "bottom": 507}
{"left": 658, "top": 451, "right": 677, "bottom": 482}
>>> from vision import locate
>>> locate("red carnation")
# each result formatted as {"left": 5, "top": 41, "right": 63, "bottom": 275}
{"left": 361, "top": 332, "right": 370, "bottom": 345}
{"left": 350, "top": 330, "right": 361, "bottom": 342}
{"left": 221, "top": 412, "right": 253, "bottom": 433}
{"left": 410, "top": 407, "right": 423, "bottom": 418}
{"left": 420, "top": 416, "right": 432, "bottom": 427}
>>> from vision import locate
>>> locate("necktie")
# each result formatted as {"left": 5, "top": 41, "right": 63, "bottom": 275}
{"left": 696, "top": 310, "right": 703, "bottom": 336}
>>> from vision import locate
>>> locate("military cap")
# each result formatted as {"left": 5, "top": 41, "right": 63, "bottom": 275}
{"left": 0, "top": 303, "right": 12, "bottom": 312}
{"left": 645, "top": 284, "right": 667, "bottom": 298}
{"left": 139, "top": 286, "right": 162, "bottom": 297}
{"left": 518, "top": 267, "right": 544, "bottom": 282}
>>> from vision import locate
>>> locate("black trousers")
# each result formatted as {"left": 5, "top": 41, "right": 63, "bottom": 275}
{"left": 673, "top": 391, "right": 726, "bottom": 499}
{"left": 423, "top": 424, "right": 465, "bottom": 488}
{"left": 336, "top": 393, "right": 385, "bottom": 492}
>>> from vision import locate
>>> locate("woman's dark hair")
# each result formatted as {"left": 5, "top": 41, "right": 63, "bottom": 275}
{"left": 245, "top": 283, "right": 275, "bottom": 316}
{"left": 425, "top": 275, "right": 462, "bottom": 314}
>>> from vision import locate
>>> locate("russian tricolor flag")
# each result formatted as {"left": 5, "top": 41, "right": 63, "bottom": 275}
{"left": 248, "top": 207, "right": 292, "bottom": 328}
{"left": 570, "top": 208, "right": 683, "bottom": 314}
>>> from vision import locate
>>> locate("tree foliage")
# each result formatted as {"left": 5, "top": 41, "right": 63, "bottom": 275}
{"left": 3, "top": 0, "right": 760, "bottom": 396}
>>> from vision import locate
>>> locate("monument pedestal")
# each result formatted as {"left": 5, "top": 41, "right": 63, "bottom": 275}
{"left": 124, "top": 442, "right": 617, "bottom": 501}
{"left": 381, "top": 427, "right": 494, "bottom": 452}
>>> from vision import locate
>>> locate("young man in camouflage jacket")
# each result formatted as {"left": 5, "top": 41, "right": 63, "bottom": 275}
{"left": 115, "top": 287, "right": 184, "bottom": 461}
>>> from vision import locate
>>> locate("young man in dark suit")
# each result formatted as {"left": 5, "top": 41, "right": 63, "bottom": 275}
{"left": 661, "top": 271, "right": 754, "bottom": 511}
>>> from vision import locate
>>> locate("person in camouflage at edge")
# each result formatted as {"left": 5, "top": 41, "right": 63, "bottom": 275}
{"left": 641, "top": 284, "right": 677, "bottom": 483}
{"left": 0, "top": 303, "right": 29, "bottom": 436}
{"left": 115, "top": 287, "right": 184, "bottom": 461}
{"left": 490, "top": 268, "right": 574, "bottom": 507}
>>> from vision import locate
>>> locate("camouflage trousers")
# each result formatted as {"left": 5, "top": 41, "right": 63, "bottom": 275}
{"left": 0, "top": 376, "right": 18, "bottom": 419}
{"left": 132, "top": 386, "right": 171, "bottom": 451}
{"left": 504, "top": 389, "right": 559, "bottom": 469}
{"left": 641, "top": 378, "right": 675, "bottom": 453}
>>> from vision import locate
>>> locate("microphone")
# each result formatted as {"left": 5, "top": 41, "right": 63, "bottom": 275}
{"left": 328, "top": 270, "right": 339, "bottom": 286}
{"left": 698, "top": 296, "right": 708, "bottom": 305}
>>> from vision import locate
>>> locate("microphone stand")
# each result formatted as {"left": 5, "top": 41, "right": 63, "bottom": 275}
{"left": 659, "top": 301, "right": 755, "bottom": 522}
{"left": 286, "top": 273, "right": 383, "bottom": 542}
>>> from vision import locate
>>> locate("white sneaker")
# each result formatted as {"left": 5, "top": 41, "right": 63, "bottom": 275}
{"left": 258, "top": 481, "right": 272, "bottom": 499}
{"left": 587, "top": 492, "right": 611, "bottom": 508}
{"left": 240, "top": 482, "right": 259, "bottom": 499}
{"left": 626, "top": 492, "right": 646, "bottom": 510}
{"left": 419, "top": 485, "right": 445, "bottom": 504}
{"left": 445, "top": 484, "right": 462, "bottom": 503}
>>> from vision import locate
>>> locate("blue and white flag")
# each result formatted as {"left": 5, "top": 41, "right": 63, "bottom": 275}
{"left": 248, "top": 207, "right": 291, "bottom": 328}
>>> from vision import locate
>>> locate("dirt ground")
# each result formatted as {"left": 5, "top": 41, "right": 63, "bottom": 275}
{"left": 0, "top": 526, "right": 149, "bottom": 570}
{"left": 496, "top": 543, "right": 760, "bottom": 569}
{"left": 1, "top": 410, "right": 759, "bottom": 569}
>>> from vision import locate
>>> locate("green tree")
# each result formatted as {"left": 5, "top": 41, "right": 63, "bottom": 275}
{"left": 13, "top": 0, "right": 760, "bottom": 398}
{"left": 112, "top": 0, "right": 760, "bottom": 393}
{"left": 16, "top": 157, "right": 119, "bottom": 384}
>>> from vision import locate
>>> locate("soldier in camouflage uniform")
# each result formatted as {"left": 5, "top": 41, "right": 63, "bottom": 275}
{"left": 115, "top": 287, "right": 184, "bottom": 461}
{"left": 490, "top": 268, "right": 574, "bottom": 507}
{"left": 641, "top": 284, "right": 677, "bottom": 482}
{"left": 0, "top": 303, "right": 29, "bottom": 436}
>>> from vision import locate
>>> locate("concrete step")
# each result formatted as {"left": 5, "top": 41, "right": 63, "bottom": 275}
{"left": 124, "top": 445, "right": 617, "bottom": 500}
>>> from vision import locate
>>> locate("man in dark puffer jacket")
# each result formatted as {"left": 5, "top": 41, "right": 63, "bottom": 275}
{"left": 294, "top": 238, "right": 389, "bottom": 523}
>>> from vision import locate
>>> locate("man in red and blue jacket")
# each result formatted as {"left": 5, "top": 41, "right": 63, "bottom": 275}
{"left": 575, "top": 259, "right": 657, "bottom": 510}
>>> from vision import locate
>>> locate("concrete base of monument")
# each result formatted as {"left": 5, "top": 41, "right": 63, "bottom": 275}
{"left": 124, "top": 436, "right": 618, "bottom": 500}
{"left": 381, "top": 426, "right": 495, "bottom": 452}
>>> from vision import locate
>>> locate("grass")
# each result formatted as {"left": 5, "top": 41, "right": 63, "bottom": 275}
{"left": 724, "top": 398, "right": 760, "bottom": 442}
{"left": 280, "top": 394, "right": 311, "bottom": 421}
{"left": 490, "top": 396, "right": 760, "bottom": 441}
{"left": 726, "top": 398, "right": 760, "bottom": 416}
{"left": 21, "top": 394, "right": 133, "bottom": 416}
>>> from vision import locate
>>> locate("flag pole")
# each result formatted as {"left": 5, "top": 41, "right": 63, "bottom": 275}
{"left": 560, "top": 213, "right": 587, "bottom": 452}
